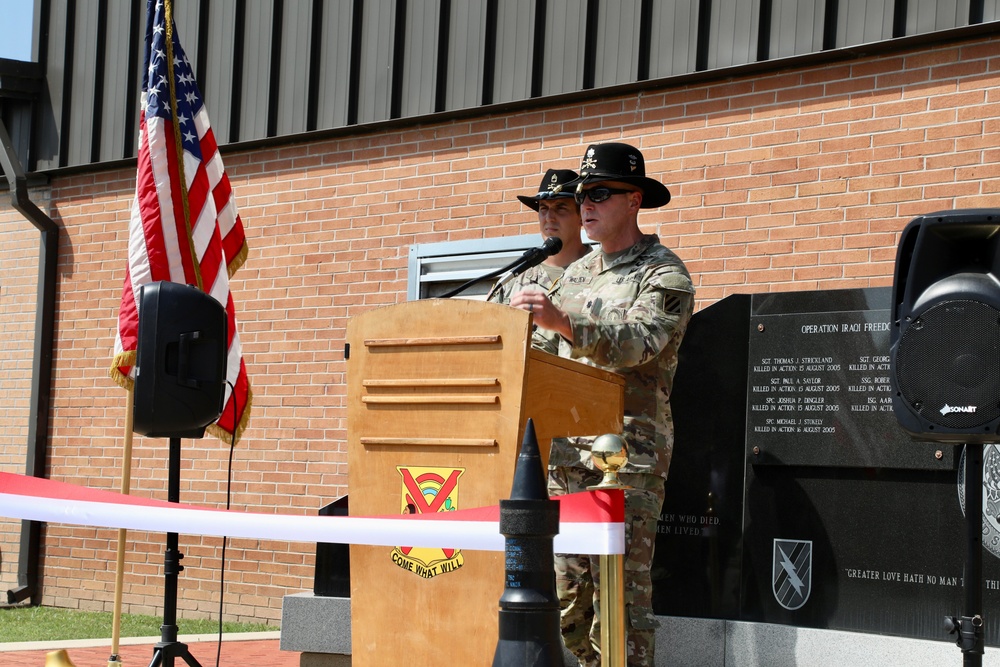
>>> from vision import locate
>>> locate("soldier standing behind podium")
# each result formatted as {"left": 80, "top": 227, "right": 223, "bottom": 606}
{"left": 509, "top": 143, "right": 695, "bottom": 666}
{"left": 488, "top": 169, "right": 590, "bottom": 304}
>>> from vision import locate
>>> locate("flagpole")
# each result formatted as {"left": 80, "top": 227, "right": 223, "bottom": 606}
{"left": 108, "top": 388, "right": 135, "bottom": 667}
{"left": 162, "top": 0, "right": 201, "bottom": 292}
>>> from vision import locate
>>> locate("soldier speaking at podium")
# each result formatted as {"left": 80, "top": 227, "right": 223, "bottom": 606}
{"left": 509, "top": 142, "right": 695, "bottom": 667}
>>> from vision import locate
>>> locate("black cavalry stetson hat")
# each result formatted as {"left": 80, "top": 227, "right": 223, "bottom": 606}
{"left": 517, "top": 169, "right": 579, "bottom": 211}
{"left": 571, "top": 142, "right": 671, "bottom": 208}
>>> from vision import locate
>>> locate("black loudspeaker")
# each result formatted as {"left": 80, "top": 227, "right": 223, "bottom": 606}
{"left": 133, "top": 281, "right": 227, "bottom": 438}
{"left": 890, "top": 209, "right": 1000, "bottom": 442}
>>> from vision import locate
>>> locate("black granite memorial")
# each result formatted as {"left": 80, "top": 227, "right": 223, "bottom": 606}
{"left": 314, "top": 496, "right": 350, "bottom": 598}
{"left": 654, "top": 287, "right": 1000, "bottom": 647}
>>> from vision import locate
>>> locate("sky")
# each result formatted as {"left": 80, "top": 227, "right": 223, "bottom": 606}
{"left": 0, "top": 0, "right": 36, "bottom": 61}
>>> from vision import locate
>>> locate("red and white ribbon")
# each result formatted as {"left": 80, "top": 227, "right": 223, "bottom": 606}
{"left": 0, "top": 472, "right": 624, "bottom": 555}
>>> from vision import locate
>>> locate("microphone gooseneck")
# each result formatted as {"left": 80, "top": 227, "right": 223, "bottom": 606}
{"left": 443, "top": 237, "right": 564, "bottom": 300}
{"left": 483, "top": 237, "right": 564, "bottom": 301}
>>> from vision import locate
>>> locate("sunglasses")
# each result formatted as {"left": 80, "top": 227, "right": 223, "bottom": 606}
{"left": 573, "top": 187, "right": 634, "bottom": 205}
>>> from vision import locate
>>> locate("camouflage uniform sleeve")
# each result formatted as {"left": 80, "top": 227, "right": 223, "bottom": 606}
{"left": 487, "top": 281, "right": 509, "bottom": 305}
{"left": 531, "top": 323, "right": 561, "bottom": 355}
{"left": 565, "top": 266, "right": 694, "bottom": 368}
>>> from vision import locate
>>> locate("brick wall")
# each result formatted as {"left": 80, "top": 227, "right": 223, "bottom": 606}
{"left": 0, "top": 194, "right": 41, "bottom": 592}
{"left": 1, "top": 33, "right": 999, "bottom": 624}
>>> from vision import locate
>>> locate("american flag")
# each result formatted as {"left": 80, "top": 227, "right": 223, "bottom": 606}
{"left": 111, "top": 0, "right": 251, "bottom": 444}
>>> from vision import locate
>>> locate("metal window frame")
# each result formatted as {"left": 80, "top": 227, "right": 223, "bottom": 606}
{"left": 407, "top": 234, "right": 546, "bottom": 301}
{"left": 407, "top": 232, "right": 596, "bottom": 301}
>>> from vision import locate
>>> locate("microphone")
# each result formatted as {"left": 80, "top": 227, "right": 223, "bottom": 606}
{"left": 516, "top": 237, "right": 563, "bottom": 270}
{"left": 486, "top": 237, "right": 563, "bottom": 300}
{"left": 441, "top": 237, "right": 563, "bottom": 299}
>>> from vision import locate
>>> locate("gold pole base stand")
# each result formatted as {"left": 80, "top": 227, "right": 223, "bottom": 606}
{"left": 45, "top": 650, "right": 77, "bottom": 667}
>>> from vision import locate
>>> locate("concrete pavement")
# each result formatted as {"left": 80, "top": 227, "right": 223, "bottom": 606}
{"left": 0, "top": 631, "right": 298, "bottom": 666}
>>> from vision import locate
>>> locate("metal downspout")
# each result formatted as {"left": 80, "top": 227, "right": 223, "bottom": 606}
{"left": 0, "top": 118, "right": 58, "bottom": 606}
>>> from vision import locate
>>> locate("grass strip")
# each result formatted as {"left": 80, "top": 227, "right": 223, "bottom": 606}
{"left": 0, "top": 606, "right": 274, "bottom": 643}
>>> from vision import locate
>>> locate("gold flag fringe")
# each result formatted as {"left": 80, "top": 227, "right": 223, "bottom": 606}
{"left": 227, "top": 240, "right": 249, "bottom": 279}
{"left": 207, "top": 385, "right": 253, "bottom": 446}
{"left": 108, "top": 351, "right": 136, "bottom": 391}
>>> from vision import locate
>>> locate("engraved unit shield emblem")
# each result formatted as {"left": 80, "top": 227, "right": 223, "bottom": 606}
{"left": 390, "top": 466, "right": 465, "bottom": 579}
{"left": 960, "top": 444, "right": 1000, "bottom": 560}
{"left": 772, "top": 538, "right": 813, "bottom": 611}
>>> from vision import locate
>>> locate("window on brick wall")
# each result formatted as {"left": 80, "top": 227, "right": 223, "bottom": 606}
{"left": 407, "top": 234, "right": 594, "bottom": 300}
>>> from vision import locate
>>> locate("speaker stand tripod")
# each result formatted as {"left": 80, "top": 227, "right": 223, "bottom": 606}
{"left": 148, "top": 436, "right": 203, "bottom": 667}
{"left": 950, "top": 442, "right": 985, "bottom": 667}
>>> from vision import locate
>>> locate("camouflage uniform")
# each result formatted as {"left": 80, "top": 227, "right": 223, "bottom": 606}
{"left": 550, "top": 468, "right": 665, "bottom": 667}
{"left": 533, "top": 233, "right": 694, "bottom": 666}
{"left": 488, "top": 262, "right": 564, "bottom": 305}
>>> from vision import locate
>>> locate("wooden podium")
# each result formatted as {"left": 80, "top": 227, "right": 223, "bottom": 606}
{"left": 345, "top": 299, "right": 624, "bottom": 666}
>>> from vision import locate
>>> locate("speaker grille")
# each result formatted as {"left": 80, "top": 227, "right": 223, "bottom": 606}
{"left": 896, "top": 299, "right": 1000, "bottom": 430}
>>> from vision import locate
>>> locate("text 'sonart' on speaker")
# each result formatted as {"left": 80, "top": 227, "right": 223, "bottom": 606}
{"left": 133, "top": 281, "right": 228, "bottom": 439}
{"left": 890, "top": 209, "right": 1000, "bottom": 443}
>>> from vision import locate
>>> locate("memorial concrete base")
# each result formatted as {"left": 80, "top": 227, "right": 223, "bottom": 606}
{"left": 280, "top": 593, "right": 351, "bottom": 666}
{"left": 280, "top": 592, "right": 1000, "bottom": 666}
